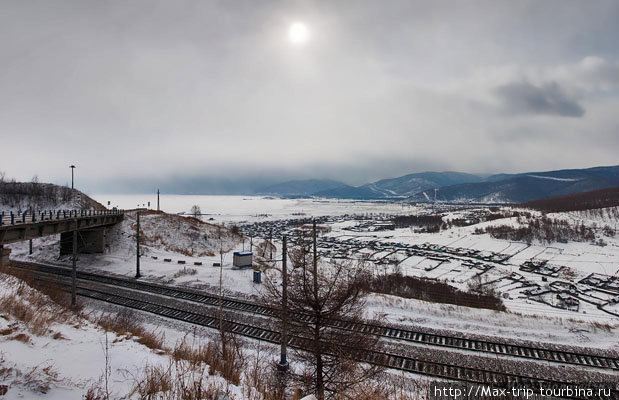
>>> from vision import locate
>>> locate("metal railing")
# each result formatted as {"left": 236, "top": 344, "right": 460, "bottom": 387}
{"left": 0, "top": 209, "right": 124, "bottom": 226}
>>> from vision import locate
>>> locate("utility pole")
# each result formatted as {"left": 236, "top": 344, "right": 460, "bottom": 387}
{"left": 278, "top": 235, "right": 289, "bottom": 371}
{"left": 71, "top": 227, "right": 77, "bottom": 306}
{"left": 269, "top": 228, "right": 273, "bottom": 260}
{"left": 135, "top": 212, "right": 141, "bottom": 278}
{"left": 218, "top": 227, "right": 224, "bottom": 334}
{"left": 157, "top": 189, "right": 160, "bottom": 211}
{"left": 313, "top": 219, "right": 318, "bottom": 296}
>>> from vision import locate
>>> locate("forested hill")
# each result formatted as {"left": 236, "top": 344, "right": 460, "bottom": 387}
{"left": 0, "top": 179, "right": 106, "bottom": 211}
{"left": 521, "top": 186, "right": 619, "bottom": 213}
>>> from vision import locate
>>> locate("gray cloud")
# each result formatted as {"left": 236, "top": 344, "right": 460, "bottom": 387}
{"left": 495, "top": 82, "right": 585, "bottom": 117}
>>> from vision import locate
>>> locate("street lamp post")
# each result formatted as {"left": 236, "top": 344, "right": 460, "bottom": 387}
{"left": 70, "top": 165, "right": 76, "bottom": 203}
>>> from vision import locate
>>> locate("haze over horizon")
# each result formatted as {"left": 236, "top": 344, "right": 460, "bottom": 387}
{"left": 2, "top": 1, "right": 618, "bottom": 193}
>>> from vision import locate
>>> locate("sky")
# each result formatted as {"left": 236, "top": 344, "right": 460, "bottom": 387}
{"left": 1, "top": 0, "right": 618, "bottom": 194}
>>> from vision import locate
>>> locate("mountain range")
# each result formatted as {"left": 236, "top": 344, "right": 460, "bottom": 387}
{"left": 256, "top": 165, "right": 619, "bottom": 204}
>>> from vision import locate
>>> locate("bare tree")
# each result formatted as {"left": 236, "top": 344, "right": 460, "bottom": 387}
{"left": 190, "top": 205, "right": 201, "bottom": 218}
{"left": 212, "top": 224, "right": 245, "bottom": 385}
{"left": 263, "top": 226, "right": 381, "bottom": 399}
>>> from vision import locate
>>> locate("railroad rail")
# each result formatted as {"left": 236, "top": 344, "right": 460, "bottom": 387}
{"left": 12, "top": 261, "right": 619, "bottom": 372}
{"left": 16, "top": 268, "right": 618, "bottom": 398}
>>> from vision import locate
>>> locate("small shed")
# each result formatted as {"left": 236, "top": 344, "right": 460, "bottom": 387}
{"left": 233, "top": 252, "right": 253, "bottom": 269}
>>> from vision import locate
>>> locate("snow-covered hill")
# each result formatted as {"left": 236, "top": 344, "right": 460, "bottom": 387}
{"left": 0, "top": 181, "right": 105, "bottom": 211}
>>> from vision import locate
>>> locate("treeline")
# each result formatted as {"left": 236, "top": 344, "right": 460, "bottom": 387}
{"left": 392, "top": 214, "right": 444, "bottom": 227}
{"left": 521, "top": 186, "right": 619, "bottom": 213}
{"left": 360, "top": 272, "right": 506, "bottom": 311}
{"left": 393, "top": 210, "right": 531, "bottom": 233}
{"left": 392, "top": 214, "right": 446, "bottom": 233}
{"left": 474, "top": 216, "right": 614, "bottom": 245}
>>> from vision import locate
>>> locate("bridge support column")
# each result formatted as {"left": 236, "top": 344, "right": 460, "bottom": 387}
{"left": 0, "top": 247, "right": 11, "bottom": 268}
{"left": 60, "top": 227, "right": 107, "bottom": 255}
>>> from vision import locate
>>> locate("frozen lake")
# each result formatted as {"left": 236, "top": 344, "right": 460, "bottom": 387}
{"left": 92, "top": 194, "right": 418, "bottom": 223}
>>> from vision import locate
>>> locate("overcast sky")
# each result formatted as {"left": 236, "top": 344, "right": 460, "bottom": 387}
{"left": 1, "top": 0, "right": 618, "bottom": 193}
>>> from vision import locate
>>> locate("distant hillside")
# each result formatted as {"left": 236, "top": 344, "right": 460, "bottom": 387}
{"left": 315, "top": 171, "right": 482, "bottom": 199}
{"left": 0, "top": 180, "right": 106, "bottom": 211}
{"left": 313, "top": 184, "right": 387, "bottom": 199}
{"left": 521, "top": 186, "right": 619, "bottom": 212}
{"left": 257, "top": 179, "right": 345, "bottom": 196}
{"left": 409, "top": 165, "right": 619, "bottom": 204}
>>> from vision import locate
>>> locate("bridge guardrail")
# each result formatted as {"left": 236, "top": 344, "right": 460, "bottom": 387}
{"left": 0, "top": 209, "right": 124, "bottom": 227}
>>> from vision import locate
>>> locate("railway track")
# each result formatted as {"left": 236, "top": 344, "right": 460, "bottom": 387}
{"left": 15, "top": 266, "right": 617, "bottom": 398}
{"left": 12, "top": 261, "right": 619, "bottom": 373}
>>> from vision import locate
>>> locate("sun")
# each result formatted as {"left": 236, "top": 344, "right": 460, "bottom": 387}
{"left": 288, "top": 22, "right": 310, "bottom": 45}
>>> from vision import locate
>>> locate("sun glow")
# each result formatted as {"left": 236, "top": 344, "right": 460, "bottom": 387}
{"left": 288, "top": 22, "right": 310, "bottom": 45}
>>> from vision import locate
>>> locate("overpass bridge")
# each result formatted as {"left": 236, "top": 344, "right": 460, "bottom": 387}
{"left": 0, "top": 209, "right": 124, "bottom": 266}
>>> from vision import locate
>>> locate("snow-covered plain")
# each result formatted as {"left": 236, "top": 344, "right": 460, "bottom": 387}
{"left": 93, "top": 194, "right": 418, "bottom": 223}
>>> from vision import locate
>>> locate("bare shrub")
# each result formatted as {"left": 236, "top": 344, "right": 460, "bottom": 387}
{"left": 362, "top": 272, "right": 506, "bottom": 311}
{"left": 190, "top": 205, "right": 202, "bottom": 218}
{"left": 476, "top": 216, "right": 597, "bottom": 244}
{"left": 172, "top": 267, "right": 198, "bottom": 278}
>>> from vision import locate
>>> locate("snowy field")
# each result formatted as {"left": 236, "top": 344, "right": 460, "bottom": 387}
{"left": 0, "top": 273, "right": 246, "bottom": 399}
{"left": 93, "top": 194, "right": 419, "bottom": 223}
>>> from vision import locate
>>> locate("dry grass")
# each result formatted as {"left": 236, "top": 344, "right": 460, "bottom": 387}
{"left": 0, "top": 354, "right": 64, "bottom": 395}
{"left": 0, "top": 273, "right": 81, "bottom": 337}
{"left": 591, "top": 320, "right": 614, "bottom": 333}
{"left": 170, "top": 332, "right": 245, "bottom": 385}
{"left": 0, "top": 326, "right": 16, "bottom": 336}
{"left": 84, "top": 381, "right": 107, "bottom": 400}
{"left": 2, "top": 265, "right": 75, "bottom": 309}
{"left": 8, "top": 332, "right": 31, "bottom": 344}
{"left": 132, "top": 211, "right": 243, "bottom": 258}
{"left": 168, "top": 246, "right": 195, "bottom": 257}
{"left": 95, "top": 309, "right": 165, "bottom": 352}
{"left": 240, "top": 343, "right": 287, "bottom": 400}
{"left": 129, "top": 360, "right": 227, "bottom": 400}
{"left": 51, "top": 331, "right": 67, "bottom": 340}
